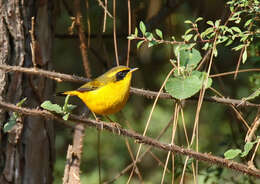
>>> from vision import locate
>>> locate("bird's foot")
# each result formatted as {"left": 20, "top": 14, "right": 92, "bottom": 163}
{"left": 95, "top": 118, "right": 104, "bottom": 130}
{"left": 111, "top": 122, "right": 121, "bottom": 135}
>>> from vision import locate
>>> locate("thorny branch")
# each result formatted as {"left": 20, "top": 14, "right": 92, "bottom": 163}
{"left": 0, "top": 100, "right": 260, "bottom": 178}
{"left": 0, "top": 64, "right": 259, "bottom": 108}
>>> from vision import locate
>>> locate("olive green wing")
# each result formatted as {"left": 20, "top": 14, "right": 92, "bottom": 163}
{"left": 76, "top": 69, "right": 116, "bottom": 92}
{"left": 76, "top": 80, "right": 104, "bottom": 92}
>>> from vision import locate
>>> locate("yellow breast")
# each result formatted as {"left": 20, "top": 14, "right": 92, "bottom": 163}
{"left": 77, "top": 75, "right": 131, "bottom": 115}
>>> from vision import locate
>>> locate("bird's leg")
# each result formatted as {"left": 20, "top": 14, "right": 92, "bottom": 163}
{"left": 104, "top": 116, "right": 121, "bottom": 135}
{"left": 91, "top": 111, "right": 103, "bottom": 130}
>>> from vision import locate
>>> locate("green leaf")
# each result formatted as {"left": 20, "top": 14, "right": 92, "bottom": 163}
{"left": 41, "top": 101, "right": 63, "bottom": 114}
{"left": 63, "top": 113, "right": 70, "bottom": 121}
{"left": 226, "top": 28, "right": 234, "bottom": 35}
{"left": 206, "top": 20, "right": 214, "bottom": 26}
{"left": 145, "top": 32, "right": 154, "bottom": 41}
{"left": 232, "top": 44, "right": 244, "bottom": 51}
{"left": 3, "top": 116, "right": 17, "bottom": 133}
{"left": 244, "top": 19, "right": 252, "bottom": 28}
{"left": 165, "top": 75, "right": 202, "bottom": 100}
{"left": 242, "top": 47, "right": 247, "bottom": 64}
{"left": 225, "top": 39, "right": 233, "bottom": 46}
{"left": 155, "top": 29, "right": 163, "bottom": 39}
{"left": 224, "top": 149, "right": 241, "bottom": 159}
{"left": 186, "top": 43, "right": 196, "bottom": 50}
{"left": 241, "top": 88, "right": 260, "bottom": 102}
{"left": 127, "top": 35, "right": 135, "bottom": 40}
{"left": 63, "top": 95, "right": 77, "bottom": 112}
{"left": 137, "top": 40, "right": 144, "bottom": 49}
{"left": 17, "top": 97, "right": 27, "bottom": 107}
{"left": 3, "top": 98, "right": 28, "bottom": 133}
{"left": 66, "top": 104, "right": 77, "bottom": 112}
{"left": 235, "top": 18, "right": 241, "bottom": 24}
{"left": 241, "top": 142, "right": 255, "bottom": 157}
{"left": 240, "top": 34, "right": 249, "bottom": 42}
{"left": 201, "top": 27, "right": 214, "bottom": 38}
{"left": 215, "top": 19, "right": 221, "bottom": 27}
{"left": 217, "top": 36, "right": 229, "bottom": 44}
{"left": 193, "top": 34, "right": 198, "bottom": 41}
{"left": 192, "top": 71, "right": 212, "bottom": 88}
{"left": 139, "top": 21, "right": 146, "bottom": 35}
{"left": 184, "top": 20, "right": 193, "bottom": 24}
{"left": 219, "top": 25, "right": 228, "bottom": 32}
{"left": 231, "top": 27, "right": 242, "bottom": 33}
{"left": 134, "top": 27, "right": 138, "bottom": 36}
{"left": 202, "top": 42, "right": 209, "bottom": 50}
{"left": 171, "top": 36, "right": 176, "bottom": 41}
{"left": 185, "top": 28, "right": 193, "bottom": 35}
{"left": 195, "top": 17, "right": 203, "bottom": 22}
{"left": 148, "top": 40, "right": 157, "bottom": 48}
{"left": 64, "top": 95, "right": 70, "bottom": 108}
{"left": 179, "top": 47, "right": 202, "bottom": 69}
{"left": 182, "top": 34, "right": 193, "bottom": 42}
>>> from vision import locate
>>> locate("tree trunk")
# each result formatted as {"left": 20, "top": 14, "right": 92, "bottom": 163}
{"left": 0, "top": 1, "right": 55, "bottom": 184}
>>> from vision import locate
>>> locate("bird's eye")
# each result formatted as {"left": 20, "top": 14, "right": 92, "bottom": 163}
{"left": 116, "top": 70, "right": 130, "bottom": 81}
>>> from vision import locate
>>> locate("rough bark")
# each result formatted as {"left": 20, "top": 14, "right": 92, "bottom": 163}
{"left": 0, "top": 1, "right": 55, "bottom": 184}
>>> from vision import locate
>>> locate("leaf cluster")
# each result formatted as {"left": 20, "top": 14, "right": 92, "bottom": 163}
{"left": 3, "top": 98, "right": 27, "bottom": 132}
{"left": 41, "top": 95, "right": 77, "bottom": 120}
{"left": 224, "top": 137, "right": 260, "bottom": 159}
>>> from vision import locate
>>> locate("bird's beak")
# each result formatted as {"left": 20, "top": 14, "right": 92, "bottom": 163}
{"left": 130, "top": 68, "right": 139, "bottom": 72}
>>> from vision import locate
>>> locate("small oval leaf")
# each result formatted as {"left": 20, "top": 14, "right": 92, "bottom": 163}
{"left": 155, "top": 29, "right": 163, "bottom": 39}
{"left": 241, "top": 142, "right": 254, "bottom": 157}
{"left": 139, "top": 21, "right": 146, "bottom": 35}
{"left": 224, "top": 149, "right": 241, "bottom": 160}
{"left": 41, "top": 101, "right": 63, "bottom": 114}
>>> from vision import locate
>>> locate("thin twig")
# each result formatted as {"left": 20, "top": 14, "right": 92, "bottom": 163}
{"left": 161, "top": 104, "right": 179, "bottom": 184}
{"left": 209, "top": 87, "right": 252, "bottom": 131}
{"left": 74, "top": 0, "right": 91, "bottom": 78}
{"left": 63, "top": 145, "right": 73, "bottom": 184}
{"left": 148, "top": 150, "right": 170, "bottom": 173}
{"left": 246, "top": 109, "right": 260, "bottom": 142}
{"left": 126, "top": 0, "right": 131, "bottom": 67}
{"left": 113, "top": 0, "right": 119, "bottom": 66}
{"left": 102, "top": 0, "right": 108, "bottom": 32}
{"left": 1, "top": 100, "right": 260, "bottom": 178}
{"left": 124, "top": 138, "right": 143, "bottom": 183}
{"left": 96, "top": 0, "right": 113, "bottom": 18}
{"left": 234, "top": 43, "right": 246, "bottom": 79}
{"left": 191, "top": 33, "right": 218, "bottom": 183}
{"left": 210, "top": 68, "right": 260, "bottom": 78}
{"left": 29, "top": 17, "right": 37, "bottom": 68}
{"left": 85, "top": 0, "right": 91, "bottom": 47}
{"left": 248, "top": 139, "right": 260, "bottom": 170}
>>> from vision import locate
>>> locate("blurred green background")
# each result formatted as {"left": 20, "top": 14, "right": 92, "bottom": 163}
{"left": 52, "top": 0, "right": 259, "bottom": 183}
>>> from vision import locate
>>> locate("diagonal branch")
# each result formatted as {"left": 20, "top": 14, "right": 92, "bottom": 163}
{"left": 0, "top": 100, "right": 260, "bottom": 178}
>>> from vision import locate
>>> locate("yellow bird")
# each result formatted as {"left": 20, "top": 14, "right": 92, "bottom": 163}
{"left": 63, "top": 66, "right": 138, "bottom": 115}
